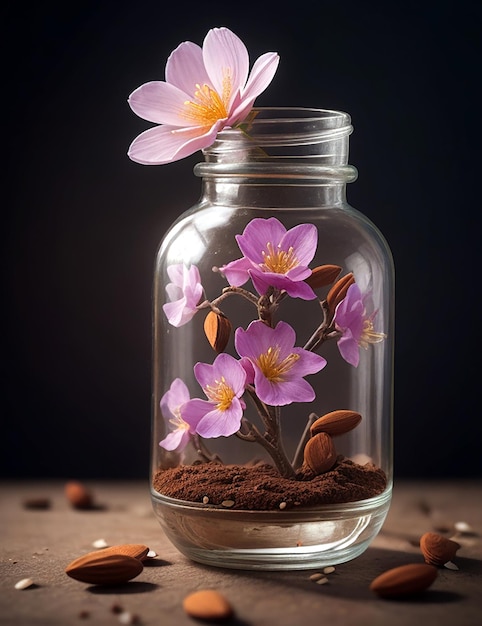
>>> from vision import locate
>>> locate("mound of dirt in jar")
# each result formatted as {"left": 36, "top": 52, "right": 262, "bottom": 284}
{"left": 152, "top": 457, "right": 387, "bottom": 511}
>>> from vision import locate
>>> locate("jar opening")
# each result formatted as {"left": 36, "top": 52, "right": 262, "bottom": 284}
{"left": 198, "top": 107, "right": 355, "bottom": 175}
{"left": 214, "top": 107, "right": 352, "bottom": 147}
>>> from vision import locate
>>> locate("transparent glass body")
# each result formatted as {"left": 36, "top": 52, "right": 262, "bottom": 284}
{"left": 150, "top": 108, "right": 394, "bottom": 570}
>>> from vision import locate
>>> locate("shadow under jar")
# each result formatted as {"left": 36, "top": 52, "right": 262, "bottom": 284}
{"left": 150, "top": 108, "right": 394, "bottom": 570}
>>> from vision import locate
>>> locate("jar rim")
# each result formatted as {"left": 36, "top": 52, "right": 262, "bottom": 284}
{"left": 208, "top": 107, "right": 353, "bottom": 152}
{"left": 236, "top": 106, "right": 350, "bottom": 124}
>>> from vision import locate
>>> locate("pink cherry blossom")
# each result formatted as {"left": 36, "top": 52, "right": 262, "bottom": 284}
{"left": 221, "top": 217, "right": 318, "bottom": 299}
{"left": 162, "top": 263, "right": 203, "bottom": 327}
{"left": 182, "top": 353, "right": 247, "bottom": 438}
{"left": 333, "top": 283, "right": 386, "bottom": 367}
{"left": 128, "top": 27, "right": 279, "bottom": 165}
{"left": 235, "top": 320, "right": 326, "bottom": 406}
{"left": 159, "top": 378, "right": 198, "bottom": 452}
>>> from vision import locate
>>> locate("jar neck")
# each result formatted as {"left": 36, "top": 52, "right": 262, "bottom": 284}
{"left": 194, "top": 107, "right": 358, "bottom": 208}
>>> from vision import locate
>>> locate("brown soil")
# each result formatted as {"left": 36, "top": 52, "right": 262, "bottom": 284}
{"left": 152, "top": 457, "right": 387, "bottom": 511}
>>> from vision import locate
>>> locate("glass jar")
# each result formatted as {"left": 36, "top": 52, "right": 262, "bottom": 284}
{"left": 150, "top": 108, "right": 394, "bottom": 570}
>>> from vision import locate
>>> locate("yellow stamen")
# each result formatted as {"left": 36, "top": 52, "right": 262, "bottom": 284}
{"left": 169, "top": 408, "right": 189, "bottom": 432}
{"left": 261, "top": 242, "right": 299, "bottom": 274}
{"left": 359, "top": 319, "right": 386, "bottom": 349}
{"left": 182, "top": 75, "right": 231, "bottom": 126}
{"left": 257, "top": 346, "right": 300, "bottom": 383}
{"left": 205, "top": 377, "right": 236, "bottom": 411}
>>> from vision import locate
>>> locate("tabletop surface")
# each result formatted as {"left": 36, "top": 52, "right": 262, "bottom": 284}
{"left": 1, "top": 479, "right": 481, "bottom": 626}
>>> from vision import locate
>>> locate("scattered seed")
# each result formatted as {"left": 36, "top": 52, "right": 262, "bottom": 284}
{"left": 316, "top": 577, "right": 329, "bottom": 585}
{"left": 454, "top": 521, "right": 472, "bottom": 534}
{"left": 309, "top": 573, "right": 324, "bottom": 581}
{"left": 221, "top": 500, "right": 235, "bottom": 508}
{"left": 183, "top": 589, "right": 233, "bottom": 621}
{"left": 14, "top": 578, "right": 34, "bottom": 590}
{"left": 118, "top": 611, "right": 139, "bottom": 624}
{"left": 444, "top": 561, "right": 459, "bottom": 570}
{"left": 202, "top": 496, "right": 209, "bottom": 505}
{"left": 146, "top": 550, "right": 157, "bottom": 559}
{"left": 23, "top": 497, "right": 51, "bottom": 510}
{"left": 279, "top": 502, "right": 287, "bottom": 510}
{"left": 92, "top": 538, "right": 108, "bottom": 549}
{"left": 323, "top": 566, "right": 335, "bottom": 574}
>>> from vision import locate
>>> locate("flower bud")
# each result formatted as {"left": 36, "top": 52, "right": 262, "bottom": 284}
{"left": 305, "top": 264, "right": 342, "bottom": 289}
{"left": 304, "top": 432, "right": 337, "bottom": 474}
{"left": 204, "top": 311, "right": 232, "bottom": 353}
{"left": 326, "top": 273, "right": 355, "bottom": 313}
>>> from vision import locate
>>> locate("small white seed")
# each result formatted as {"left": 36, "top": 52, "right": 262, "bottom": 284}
{"left": 323, "top": 566, "right": 335, "bottom": 574}
{"left": 202, "top": 496, "right": 209, "bottom": 504}
{"left": 444, "top": 561, "right": 459, "bottom": 570}
{"left": 279, "top": 502, "right": 287, "bottom": 510}
{"left": 146, "top": 550, "right": 157, "bottom": 558}
{"left": 15, "top": 578, "right": 34, "bottom": 590}
{"left": 221, "top": 500, "right": 235, "bottom": 508}
{"left": 316, "top": 577, "right": 329, "bottom": 585}
{"left": 454, "top": 521, "right": 472, "bottom": 534}
{"left": 92, "top": 538, "right": 108, "bottom": 549}
{"left": 309, "top": 573, "right": 324, "bottom": 581}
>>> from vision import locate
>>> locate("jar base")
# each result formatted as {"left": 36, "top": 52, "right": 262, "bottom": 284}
{"left": 151, "top": 485, "right": 392, "bottom": 570}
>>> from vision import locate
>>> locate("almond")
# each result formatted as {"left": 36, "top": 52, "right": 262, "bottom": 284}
{"left": 370, "top": 563, "right": 438, "bottom": 598}
{"left": 183, "top": 589, "right": 233, "bottom": 620}
{"left": 326, "top": 273, "right": 355, "bottom": 312}
{"left": 204, "top": 311, "right": 232, "bottom": 352}
{"left": 95, "top": 544, "right": 150, "bottom": 561}
{"left": 420, "top": 532, "right": 461, "bottom": 566}
{"left": 305, "top": 264, "right": 342, "bottom": 289}
{"left": 310, "top": 410, "right": 362, "bottom": 437}
{"left": 303, "top": 432, "right": 337, "bottom": 474}
{"left": 64, "top": 481, "right": 93, "bottom": 509}
{"left": 65, "top": 553, "right": 143, "bottom": 585}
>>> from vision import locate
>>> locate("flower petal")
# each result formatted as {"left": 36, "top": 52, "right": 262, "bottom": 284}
{"left": 254, "top": 372, "right": 316, "bottom": 406}
{"left": 250, "top": 270, "right": 316, "bottom": 299}
{"left": 220, "top": 256, "right": 253, "bottom": 287}
{"left": 159, "top": 428, "right": 189, "bottom": 451}
{"left": 229, "top": 52, "right": 280, "bottom": 124}
{"left": 239, "top": 356, "right": 255, "bottom": 384}
{"left": 163, "top": 297, "right": 195, "bottom": 327}
{"left": 128, "top": 81, "right": 193, "bottom": 126}
{"left": 236, "top": 217, "right": 286, "bottom": 263}
{"left": 160, "top": 378, "right": 190, "bottom": 419}
{"left": 212, "top": 353, "right": 246, "bottom": 395}
{"left": 165, "top": 41, "right": 210, "bottom": 93}
{"left": 203, "top": 27, "right": 249, "bottom": 108}
{"left": 196, "top": 398, "right": 243, "bottom": 438}
{"left": 128, "top": 122, "right": 223, "bottom": 165}
{"left": 281, "top": 223, "right": 318, "bottom": 266}
{"left": 181, "top": 398, "right": 212, "bottom": 427}
{"left": 337, "top": 332, "right": 360, "bottom": 367}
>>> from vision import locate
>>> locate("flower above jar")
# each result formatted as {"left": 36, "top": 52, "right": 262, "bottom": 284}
{"left": 127, "top": 27, "right": 279, "bottom": 165}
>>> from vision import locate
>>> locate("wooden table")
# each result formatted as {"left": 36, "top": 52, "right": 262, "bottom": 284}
{"left": 1, "top": 480, "right": 481, "bottom": 625}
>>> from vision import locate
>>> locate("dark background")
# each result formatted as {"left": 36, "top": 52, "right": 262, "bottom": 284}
{"left": 3, "top": 1, "right": 480, "bottom": 480}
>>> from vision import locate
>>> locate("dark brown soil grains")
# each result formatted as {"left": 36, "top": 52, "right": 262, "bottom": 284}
{"left": 152, "top": 457, "right": 387, "bottom": 511}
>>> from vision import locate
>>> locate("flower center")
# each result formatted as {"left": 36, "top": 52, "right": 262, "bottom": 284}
{"left": 359, "top": 319, "right": 386, "bottom": 349}
{"left": 257, "top": 346, "right": 300, "bottom": 382}
{"left": 205, "top": 377, "right": 236, "bottom": 411}
{"left": 169, "top": 408, "right": 190, "bottom": 432}
{"left": 183, "top": 80, "right": 230, "bottom": 126}
{"left": 261, "top": 243, "right": 299, "bottom": 274}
